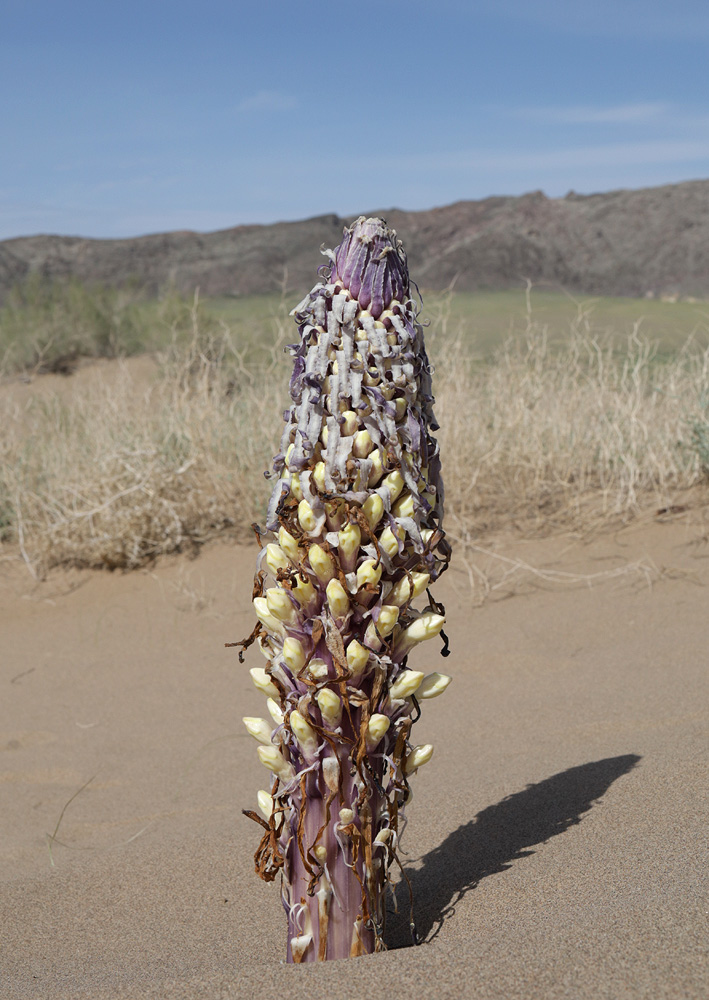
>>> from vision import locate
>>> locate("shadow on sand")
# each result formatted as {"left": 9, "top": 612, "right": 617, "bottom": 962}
{"left": 385, "top": 753, "right": 641, "bottom": 949}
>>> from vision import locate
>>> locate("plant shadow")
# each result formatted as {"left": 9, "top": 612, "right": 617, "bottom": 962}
{"left": 385, "top": 753, "right": 641, "bottom": 949}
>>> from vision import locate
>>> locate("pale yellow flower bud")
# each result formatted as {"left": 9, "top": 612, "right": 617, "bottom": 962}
{"left": 389, "top": 669, "right": 425, "bottom": 700}
{"left": 312, "top": 461, "right": 326, "bottom": 492}
{"left": 265, "top": 543, "right": 291, "bottom": 576}
{"left": 257, "top": 789, "right": 274, "bottom": 820}
{"left": 381, "top": 470, "right": 404, "bottom": 503}
{"left": 292, "top": 576, "right": 317, "bottom": 607}
{"left": 242, "top": 716, "right": 273, "bottom": 745}
{"left": 249, "top": 667, "right": 280, "bottom": 699}
{"left": 298, "top": 499, "right": 318, "bottom": 533}
{"left": 338, "top": 807, "right": 354, "bottom": 825}
{"left": 368, "top": 450, "right": 384, "bottom": 485}
{"left": 341, "top": 410, "right": 359, "bottom": 435}
{"left": 289, "top": 472, "right": 303, "bottom": 501}
{"left": 291, "top": 710, "right": 317, "bottom": 753}
{"left": 257, "top": 744, "right": 295, "bottom": 782}
{"left": 366, "top": 713, "right": 390, "bottom": 747}
{"left": 308, "top": 544, "right": 336, "bottom": 584}
{"left": 346, "top": 639, "right": 369, "bottom": 680}
{"left": 379, "top": 524, "right": 404, "bottom": 557}
{"left": 278, "top": 527, "right": 300, "bottom": 562}
{"left": 326, "top": 578, "right": 350, "bottom": 618}
{"left": 353, "top": 429, "right": 373, "bottom": 457}
{"left": 396, "top": 612, "right": 446, "bottom": 649}
{"left": 404, "top": 743, "right": 434, "bottom": 774}
{"left": 282, "top": 636, "right": 306, "bottom": 673}
{"left": 316, "top": 688, "right": 342, "bottom": 727}
{"left": 392, "top": 492, "right": 415, "bottom": 519}
{"left": 364, "top": 604, "right": 399, "bottom": 646}
{"left": 362, "top": 493, "right": 384, "bottom": 530}
{"left": 356, "top": 558, "right": 382, "bottom": 589}
{"left": 377, "top": 605, "right": 399, "bottom": 636}
{"left": 253, "top": 597, "right": 285, "bottom": 635}
{"left": 266, "top": 587, "right": 297, "bottom": 623}
{"left": 338, "top": 523, "right": 361, "bottom": 562}
{"left": 266, "top": 697, "right": 284, "bottom": 726}
{"left": 387, "top": 571, "right": 430, "bottom": 607}
{"left": 417, "top": 672, "right": 452, "bottom": 699}
{"left": 308, "top": 657, "right": 330, "bottom": 681}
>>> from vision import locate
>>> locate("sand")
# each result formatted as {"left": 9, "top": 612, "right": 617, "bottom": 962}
{"left": 1, "top": 520, "right": 707, "bottom": 999}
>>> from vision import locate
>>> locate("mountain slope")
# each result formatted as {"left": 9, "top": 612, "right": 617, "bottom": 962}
{"left": 1, "top": 179, "right": 707, "bottom": 302}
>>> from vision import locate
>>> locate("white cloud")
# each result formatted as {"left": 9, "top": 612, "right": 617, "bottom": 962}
{"left": 236, "top": 90, "right": 298, "bottom": 114}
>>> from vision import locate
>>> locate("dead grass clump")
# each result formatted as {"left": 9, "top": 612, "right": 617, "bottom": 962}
{"left": 437, "top": 324, "right": 709, "bottom": 540}
{"left": 1, "top": 328, "right": 288, "bottom": 576}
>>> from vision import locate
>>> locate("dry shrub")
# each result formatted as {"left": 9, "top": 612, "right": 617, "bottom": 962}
{"left": 1, "top": 306, "right": 709, "bottom": 577}
{"left": 1, "top": 328, "right": 288, "bottom": 576}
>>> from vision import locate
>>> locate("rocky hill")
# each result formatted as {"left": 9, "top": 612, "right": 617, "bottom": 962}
{"left": 1, "top": 179, "right": 707, "bottom": 302}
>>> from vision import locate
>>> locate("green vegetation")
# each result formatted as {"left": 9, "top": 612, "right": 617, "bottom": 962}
{"left": 422, "top": 287, "right": 709, "bottom": 357}
{"left": 2, "top": 275, "right": 707, "bottom": 377}
{"left": 210, "top": 286, "right": 709, "bottom": 359}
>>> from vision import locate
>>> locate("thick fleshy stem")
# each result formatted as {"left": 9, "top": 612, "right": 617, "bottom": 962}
{"left": 233, "top": 217, "right": 452, "bottom": 962}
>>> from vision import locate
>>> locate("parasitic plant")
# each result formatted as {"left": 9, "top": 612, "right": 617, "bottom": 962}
{"left": 233, "top": 217, "right": 451, "bottom": 962}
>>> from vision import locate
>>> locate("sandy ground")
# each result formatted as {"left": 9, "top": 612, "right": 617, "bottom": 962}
{"left": 1, "top": 520, "right": 707, "bottom": 999}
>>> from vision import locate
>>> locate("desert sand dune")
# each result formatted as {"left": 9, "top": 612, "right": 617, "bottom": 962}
{"left": 1, "top": 520, "right": 706, "bottom": 999}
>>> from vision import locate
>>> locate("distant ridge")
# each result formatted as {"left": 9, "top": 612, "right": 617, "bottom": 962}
{"left": 1, "top": 179, "right": 708, "bottom": 302}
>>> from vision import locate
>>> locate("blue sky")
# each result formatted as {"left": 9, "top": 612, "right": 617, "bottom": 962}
{"left": 1, "top": 0, "right": 708, "bottom": 239}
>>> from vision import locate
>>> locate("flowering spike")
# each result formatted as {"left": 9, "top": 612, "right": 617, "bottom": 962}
{"left": 238, "top": 217, "right": 451, "bottom": 962}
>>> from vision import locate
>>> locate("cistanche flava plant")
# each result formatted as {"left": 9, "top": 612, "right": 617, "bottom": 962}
{"left": 233, "top": 217, "right": 452, "bottom": 962}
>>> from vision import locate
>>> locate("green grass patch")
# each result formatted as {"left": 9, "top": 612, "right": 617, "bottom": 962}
{"left": 209, "top": 287, "right": 709, "bottom": 360}
{"left": 2, "top": 277, "right": 708, "bottom": 378}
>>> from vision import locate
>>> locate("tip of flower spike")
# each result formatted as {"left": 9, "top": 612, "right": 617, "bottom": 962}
{"left": 331, "top": 217, "right": 409, "bottom": 318}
